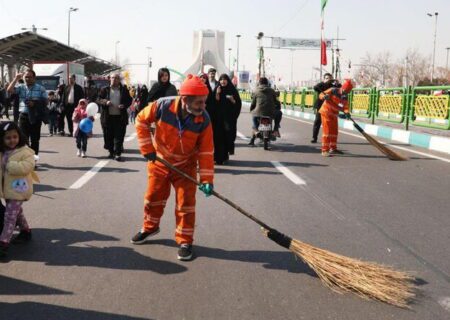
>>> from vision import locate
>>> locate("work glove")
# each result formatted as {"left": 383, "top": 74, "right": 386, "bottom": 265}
{"left": 144, "top": 152, "right": 156, "bottom": 162}
{"left": 199, "top": 183, "right": 214, "bottom": 197}
{"left": 344, "top": 112, "right": 351, "bottom": 120}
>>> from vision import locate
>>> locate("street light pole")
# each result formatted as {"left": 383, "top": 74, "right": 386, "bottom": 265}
{"left": 427, "top": 12, "right": 438, "bottom": 83}
{"left": 115, "top": 41, "right": 120, "bottom": 66}
{"left": 228, "top": 48, "right": 232, "bottom": 71}
{"left": 446, "top": 47, "right": 450, "bottom": 72}
{"left": 146, "top": 46, "right": 152, "bottom": 87}
{"left": 68, "top": 7, "right": 78, "bottom": 46}
{"left": 236, "top": 35, "right": 241, "bottom": 73}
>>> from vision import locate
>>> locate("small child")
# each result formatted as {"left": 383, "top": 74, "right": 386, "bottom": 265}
{"left": 0, "top": 122, "right": 36, "bottom": 258}
{"left": 47, "top": 91, "right": 59, "bottom": 136}
{"left": 129, "top": 99, "right": 137, "bottom": 124}
{"left": 72, "top": 99, "right": 93, "bottom": 158}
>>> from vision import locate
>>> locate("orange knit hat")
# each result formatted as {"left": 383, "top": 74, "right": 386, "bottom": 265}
{"left": 179, "top": 74, "right": 209, "bottom": 96}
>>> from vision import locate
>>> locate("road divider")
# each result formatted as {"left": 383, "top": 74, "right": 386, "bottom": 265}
{"left": 282, "top": 114, "right": 450, "bottom": 164}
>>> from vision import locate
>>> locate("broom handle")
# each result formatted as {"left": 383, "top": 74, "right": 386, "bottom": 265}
{"left": 156, "top": 156, "right": 272, "bottom": 231}
{"left": 347, "top": 116, "right": 365, "bottom": 133}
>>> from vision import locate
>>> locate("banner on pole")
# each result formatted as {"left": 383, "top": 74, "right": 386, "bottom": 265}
{"left": 271, "top": 37, "right": 331, "bottom": 49}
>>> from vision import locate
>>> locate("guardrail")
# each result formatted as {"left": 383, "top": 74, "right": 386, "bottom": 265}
{"left": 239, "top": 85, "right": 450, "bottom": 130}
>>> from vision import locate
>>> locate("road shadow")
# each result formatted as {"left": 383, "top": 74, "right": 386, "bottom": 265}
{"left": 38, "top": 164, "right": 139, "bottom": 173}
{"left": 147, "top": 239, "right": 317, "bottom": 277}
{"left": 0, "top": 302, "right": 151, "bottom": 320}
{"left": 124, "top": 148, "right": 142, "bottom": 155}
{"left": 38, "top": 150, "right": 59, "bottom": 154}
{"left": 34, "top": 184, "right": 66, "bottom": 193}
{"left": 215, "top": 167, "right": 280, "bottom": 175}
{"left": 119, "top": 156, "right": 146, "bottom": 162}
{"left": 7, "top": 229, "right": 187, "bottom": 275}
{"left": 224, "top": 159, "right": 327, "bottom": 169}
{"left": 0, "top": 275, "right": 72, "bottom": 295}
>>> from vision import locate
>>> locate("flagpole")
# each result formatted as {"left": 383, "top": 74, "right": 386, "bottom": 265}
{"left": 320, "top": 12, "right": 323, "bottom": 80}
{"left": 320, "top": 1, "right": 327, "bottom": 79}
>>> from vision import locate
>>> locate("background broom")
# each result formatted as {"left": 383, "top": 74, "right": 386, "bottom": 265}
{"left": 348, "top": 116, "right": 407, "bottom": 161}
{"left": 156, "top": 156, "right": 416, "bottom": 308}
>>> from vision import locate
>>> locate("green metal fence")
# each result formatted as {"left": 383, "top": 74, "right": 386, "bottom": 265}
{"left": 239, "top": 85, "right": 450, "bottom": 130}
{"left": 375, "top": 87, "right": 408, "bottom": 124}
{"left": 409, "top": 86, "right": 450, "bottom": 130}
{"left": 349, "top": 88, "right": 373, "bottom": 119}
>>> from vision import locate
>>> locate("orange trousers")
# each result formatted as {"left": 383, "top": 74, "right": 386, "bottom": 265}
{"left": 320, "top": 113, "right": 338, "bottom": 152}
{"left": 143, "top": 161, "right": 197, "bottom": 244}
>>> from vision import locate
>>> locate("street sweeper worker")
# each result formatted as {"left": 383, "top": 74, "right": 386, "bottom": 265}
{"left": 131, "top": 74, "right": 214, "bottom": 261}
{"left": 318, "top": 79, "right": 353, "bottom": 157}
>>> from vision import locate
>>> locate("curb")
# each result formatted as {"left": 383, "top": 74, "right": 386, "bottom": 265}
{"left": 241, "top": 102, "right": 450, "bottom": 155}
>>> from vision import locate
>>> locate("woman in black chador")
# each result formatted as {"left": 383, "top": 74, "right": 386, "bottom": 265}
{"left": 213, "top": 74, "right": 242, "bottom": 164}
{"left": 146, "top": 67, "right": 178, "bottom": 104}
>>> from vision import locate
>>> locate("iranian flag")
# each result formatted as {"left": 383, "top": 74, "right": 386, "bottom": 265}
{"left": 320, "top": 0, "right": 328, "bottom": 65}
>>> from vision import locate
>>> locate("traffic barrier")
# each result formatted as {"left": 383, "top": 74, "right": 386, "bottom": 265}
{"left": 409, "top": 86, "right": 450, "bottom": 130}
{"left": 376, "top": 87, "right": 407, "bottom": 124}
{"left": 240, "top": 85, "right": 450, "bottom": 130}
{"left": 349, "top": 88, "right": 372, "bottom": 118}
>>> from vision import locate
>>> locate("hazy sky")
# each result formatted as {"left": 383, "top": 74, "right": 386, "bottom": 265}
{"left": 1, "top": 0, "right": 449, "bottom": 84}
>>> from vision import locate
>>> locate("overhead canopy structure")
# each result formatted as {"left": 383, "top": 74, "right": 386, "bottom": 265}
{"left": 74, "top": 56, "right": 120, "bottom": 76}
{"left": 0, "top": 31, "right": 119, "bottom": 76}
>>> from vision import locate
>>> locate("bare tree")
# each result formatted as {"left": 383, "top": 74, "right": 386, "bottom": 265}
{"left": 353, "top": 49, "right": 435, "bottom": 87}
{"left": 434, "top": 67, "right": 450, "bottom": 85}
{"left": 403, "top": 48, "right": 429, "bottom": 86}
{"left": 353, "top": 51, "right": 394, "bottom": 87}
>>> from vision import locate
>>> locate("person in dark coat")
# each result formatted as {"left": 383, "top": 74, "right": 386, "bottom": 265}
{"left": 97, "top": 73, "right": 132, "bottom": 161}
{"left": 85, "top": 77, "right": 99, "bottom": 103}
{"left": 248, "top": 77, "right": 277, "bottom": 146}
{"left": 146, "top": 68, "right": 178, "bottom": 105}
{"left": 137, "top": 85, "right": 149, "bottom": 112}
{"left": 199, "top": 73, "right": 227, "bottom": 163}
{"left": 311, "top": 73, "right": 340, "bottom": 143}
{"left": 63, "top": 74, "right": 84, "bottom": 137}
{"left": 214, "top": 74, "right": 242, "bottom": 161}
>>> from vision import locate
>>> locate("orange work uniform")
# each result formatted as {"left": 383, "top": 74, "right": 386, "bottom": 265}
{"left": 135, "top": 96, "right": 214, "bottom": 244}
{"left": 319, "top": 88, "right": 349, "bottom": 152}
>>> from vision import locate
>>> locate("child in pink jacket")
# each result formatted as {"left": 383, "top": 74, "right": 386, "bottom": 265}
{"left": 72, "top": 99, "right": 93, "bottom": 158}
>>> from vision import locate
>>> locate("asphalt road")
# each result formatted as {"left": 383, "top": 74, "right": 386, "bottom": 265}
{"left": 1, "top": 109, "right": 449, "bottom": 320}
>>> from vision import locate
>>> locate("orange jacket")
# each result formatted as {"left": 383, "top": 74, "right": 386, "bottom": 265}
{"left": 135, "top": 97, "right": 214, "bottom": 183}
{"left": 319, "top": 87, "right": 349, "bottom": 117}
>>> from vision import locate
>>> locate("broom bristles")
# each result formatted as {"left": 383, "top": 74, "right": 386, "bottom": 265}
{"left": 288, "top": 238, "right": 416, "bottom": 308}
{"left": 360, "top": 131, "right": 408, "bottom": 161}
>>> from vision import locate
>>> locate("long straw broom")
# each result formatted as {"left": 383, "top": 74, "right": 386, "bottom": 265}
{"left": 156, "top": 156, "right": 416, "bottom": 308}
{"left": 348, "top": 117, "right": 408, "bottom": 161}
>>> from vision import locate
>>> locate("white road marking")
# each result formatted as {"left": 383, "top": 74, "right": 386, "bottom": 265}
{"left": 271, "top": 161, "right": 306, "bottom": 185}
{"left": 69, "top": 160, "right": 109, "bottom": 189}
{"left": 282, "top": 115, "right": 450, "bottom": 164}
{"left": 236, "top": 131, "right": 250, "bottom": 141}
{"left": 271, "top": 159, "right": 345, "bottom": 219}
{"left": 124, "top": 132, "right": 137, "bottom": 142}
